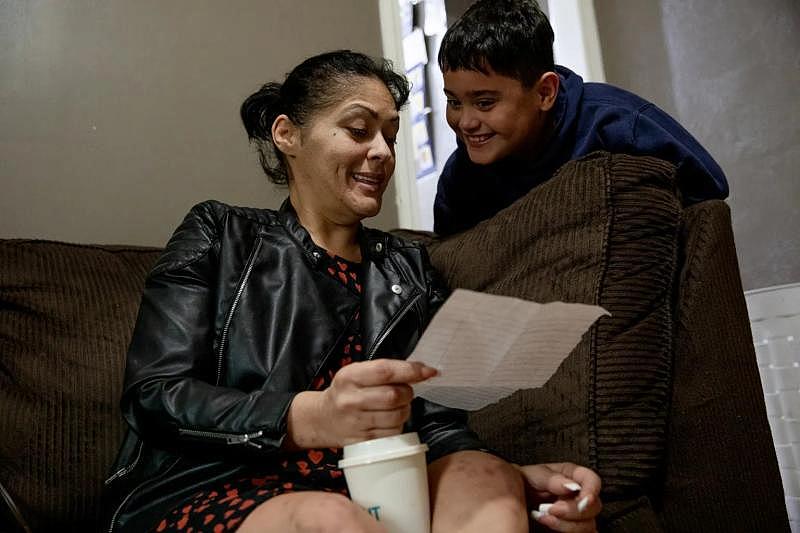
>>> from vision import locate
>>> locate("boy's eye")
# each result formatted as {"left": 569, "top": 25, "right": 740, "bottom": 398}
{"left": 446, "top": 99, "right": 462, "bottom": 109}
{"left": 475, "top": 99, "right": 496, "bottom": 110}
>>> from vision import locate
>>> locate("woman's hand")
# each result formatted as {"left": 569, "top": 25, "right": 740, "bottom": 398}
{"left": 286, "top": 359, "right": 437, "bottom": 448}
{"left": 517, "top": 462, "right": 602, "bottom": 532}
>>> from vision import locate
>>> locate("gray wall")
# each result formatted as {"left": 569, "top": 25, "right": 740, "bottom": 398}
{"left": 0, "top": 1, "right": 396, "bottom": 247}
{"left": 594, "top": 0, "right": 800, "bottom": 291}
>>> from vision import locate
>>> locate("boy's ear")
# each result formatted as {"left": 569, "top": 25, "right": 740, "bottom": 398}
{"left": 534, "top": 71, "right": 560, "bottom": 112}
{"left": 272, "top": 114, "right": 300, "bottom": 155}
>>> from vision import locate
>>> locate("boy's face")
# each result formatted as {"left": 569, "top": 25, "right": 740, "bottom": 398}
{"left": 443, "top": 67, "right": 556, "bottom": 165}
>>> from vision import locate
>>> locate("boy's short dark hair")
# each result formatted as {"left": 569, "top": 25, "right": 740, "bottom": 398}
{"left": 438, "top": 0, "right": 554, "bottom": 87}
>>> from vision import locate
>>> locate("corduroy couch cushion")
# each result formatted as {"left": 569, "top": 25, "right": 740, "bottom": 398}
{"left": 0, "top": 241, "right": 160, "bottom": 531}
{"left": 421, "top": 151, "right": 682, "bottom": 527}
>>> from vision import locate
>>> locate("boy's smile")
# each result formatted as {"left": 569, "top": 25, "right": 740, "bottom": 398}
{"left": 443, "top": 67, "right": 558, "bottom": 165}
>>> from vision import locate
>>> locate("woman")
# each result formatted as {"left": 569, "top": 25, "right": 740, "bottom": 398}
{"left": 105, "top": 50, "right": 600, "bottom": 533}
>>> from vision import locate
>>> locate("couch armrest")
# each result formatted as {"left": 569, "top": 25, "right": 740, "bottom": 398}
{"left": 661, "top": 200, "right": 790, "bottom": 531}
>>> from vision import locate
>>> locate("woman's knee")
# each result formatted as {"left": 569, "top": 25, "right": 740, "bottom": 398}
{"left": 239, "top": 491, "right": 386, "bottom": 533}
{"left": 307, "top": 493, "right": 386, "bottom": 532}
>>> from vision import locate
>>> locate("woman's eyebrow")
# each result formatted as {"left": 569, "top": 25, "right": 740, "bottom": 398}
{"left": 341, "top": 103, "right": 399, "bottom": 122}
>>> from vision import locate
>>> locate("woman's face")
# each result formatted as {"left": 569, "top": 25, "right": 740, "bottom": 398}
{"left": 285, "top": 76, "right": 400, "bottom": 225}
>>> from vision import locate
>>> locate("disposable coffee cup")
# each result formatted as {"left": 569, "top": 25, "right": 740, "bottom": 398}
{"left": 338, "top": 432, "right": 430, "bottom": 533}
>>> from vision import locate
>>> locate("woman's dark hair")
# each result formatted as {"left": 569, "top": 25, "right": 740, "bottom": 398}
{"left": 438, "top": 0, "right": 554, "bottom": 87}
{"left": 240, "top": 50, "right": 410, "bottom": 185}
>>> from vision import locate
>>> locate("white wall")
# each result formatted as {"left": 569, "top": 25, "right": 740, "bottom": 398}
{"left": 547, "top": 0, "right": 605, "bottom": 82}
{"left": 0, "top": 1, "right": 394, "bottom": 247}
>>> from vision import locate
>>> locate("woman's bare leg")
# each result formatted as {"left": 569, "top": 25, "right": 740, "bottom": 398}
{"left": 237, "top": 491, "right": 388, "bottom": 533}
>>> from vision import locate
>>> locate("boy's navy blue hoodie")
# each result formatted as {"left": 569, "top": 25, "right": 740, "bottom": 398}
{"left": 433, "top": 66, "right": 729, "bottom": 236}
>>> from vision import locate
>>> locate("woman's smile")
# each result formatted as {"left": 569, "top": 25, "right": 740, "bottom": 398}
{"left": 352, "top": 171, "right": 386, "bottom": 193}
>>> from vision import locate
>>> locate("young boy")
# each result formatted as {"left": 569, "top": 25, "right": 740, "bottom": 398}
{"left": 433, "top": 0, "right": 728, "bottom": 236}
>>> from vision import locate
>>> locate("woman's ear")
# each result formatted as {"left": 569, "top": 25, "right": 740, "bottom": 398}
{"left": 272, "top": 114, "right": 299, "bottom": 155}
{"left": 535, "top": 71, "right": 560, "bottom": 112}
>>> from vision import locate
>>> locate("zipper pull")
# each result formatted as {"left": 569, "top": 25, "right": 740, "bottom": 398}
{"left": 226, "top": 430, "right": 264, "bottom": 448}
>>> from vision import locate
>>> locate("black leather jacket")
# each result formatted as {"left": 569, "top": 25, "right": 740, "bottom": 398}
{"left": 104, "top": 200, "right": 482, "bottom": 532}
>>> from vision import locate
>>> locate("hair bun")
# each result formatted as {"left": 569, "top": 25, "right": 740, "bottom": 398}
{"left": 240, "top": 82, "right": 282, "bottom": 141}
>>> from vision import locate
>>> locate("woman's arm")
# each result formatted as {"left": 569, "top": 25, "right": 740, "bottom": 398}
{"left": 121, "top": 202, "right": 295, "bottom": 454}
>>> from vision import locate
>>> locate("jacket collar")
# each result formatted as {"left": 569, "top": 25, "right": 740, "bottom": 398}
{"left": 277, "top": 198, "right": 390, "bottom": 266}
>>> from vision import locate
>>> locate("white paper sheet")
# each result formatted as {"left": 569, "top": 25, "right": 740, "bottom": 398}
{"left": 408, "top": 289, "right": 609, "bottom": 410}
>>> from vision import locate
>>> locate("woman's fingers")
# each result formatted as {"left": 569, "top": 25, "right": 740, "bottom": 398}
{"left": 321, "top": 359, "right": 436, "bottom": 446}
{"left": 534, "top": 492, "right": 601, "bottom": 522}
{"left": 531, "top": 512, "right": 598, "bottom": 533}
{"left": 518, "top": 464, "right": 572, "bottom": 494}
{"left": 329, "top": 381, "right": 414, "bottom": 412}
{"left": 518, "top": 462, "right": 602, "bottom": 532}
{"left": 340, "top": 359, "right": 438, "bottom": 387}
{"left": 337, "top": 406, "right": 412, "bottom": 444}
{"left": 518, "top": 463, "right": 601, "bottom": 501}
{"left": 329, "top": 389, "right": 412, "bottom": 424}
{"left": 355, "top": 384, "right": 414, "bottom": 410}
{"left": 362, "top": 405, "right": 412, "bottom": 429}
{"left": 560, "top": 464, "right": 602, "bottom": 500}
{"left": 531, "top": 496, "right": 600, "bottom": 533}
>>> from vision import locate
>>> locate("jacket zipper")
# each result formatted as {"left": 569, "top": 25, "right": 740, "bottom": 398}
{"left": 103, "top": 440, "right": 144, "bottom": 486}
{"left": 215, "top": 238, "right": 263, "bottom": 385}
{"left": 366, "top": 290, "right": 423, "bottom": 360}
{"left": 107, "top": 457, "right": 181, "bottom": 533}
{"left": 106, "top": 429, "right": 263, "bottom": 530}
{"left": 177, "top": 428, "right": 264, "bottom": 448}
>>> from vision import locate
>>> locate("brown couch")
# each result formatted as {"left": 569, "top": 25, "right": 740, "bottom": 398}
{"left": 0, "top": 152, "right": 790, "bottom": 532}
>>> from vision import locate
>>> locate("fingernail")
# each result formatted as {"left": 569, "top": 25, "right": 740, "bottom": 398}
{"left": 531, "top": 510, "right": 543, "bottom": 520}
{"left": 563, "top": 481, "right": 582, "bottom": 492}
{"left": 577, "top": 496, "right": 590, "bottom": 513}
{"left": 538, "top": 503, "right": 553, "bottom": 515}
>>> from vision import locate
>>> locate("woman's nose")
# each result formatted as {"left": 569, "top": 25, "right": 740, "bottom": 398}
{"left": 368, "top": 134, "right": 393, "bottom": 161}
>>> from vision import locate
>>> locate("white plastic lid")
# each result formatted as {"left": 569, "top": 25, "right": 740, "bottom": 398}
{"left": 338, "top": 443, "right": 428, "bottom": 469}
{"left": 338, "top": 432, "right": 428, "bottom": 469}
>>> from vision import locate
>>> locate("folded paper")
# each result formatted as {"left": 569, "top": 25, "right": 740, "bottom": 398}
{"left": 409, "top": 289, "right": 609, "bottom": 410}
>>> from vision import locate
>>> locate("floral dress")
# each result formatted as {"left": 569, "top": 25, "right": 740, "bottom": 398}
{"left": 153, "top": 253, "right": 363, "bottom": 532}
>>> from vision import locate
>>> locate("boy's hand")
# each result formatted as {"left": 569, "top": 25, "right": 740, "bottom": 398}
{"left": 517, "top": 462, "right": 602, "bottom": 532}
